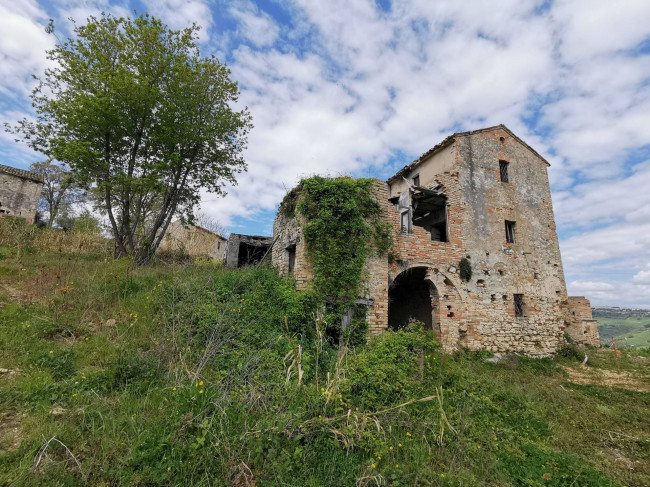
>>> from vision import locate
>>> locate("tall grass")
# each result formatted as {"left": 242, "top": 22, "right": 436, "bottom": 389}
{"left": 0, "top": 216, "right": 110, "bottom": 256}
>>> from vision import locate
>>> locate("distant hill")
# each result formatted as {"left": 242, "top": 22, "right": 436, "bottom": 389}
{"left": 593, "top": 307, "right": 650, "bottom": 348}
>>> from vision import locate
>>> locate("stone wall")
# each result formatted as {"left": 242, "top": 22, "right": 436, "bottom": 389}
{"left": 158, "top": 221, "right": 226, "bottom": 260}
{"left": 565, "top": 296, "right": 600, "bottom": 347}
{"left": 0, "top": 165, "right": 43, "bottom": 224}
{"left": 271, "top": 211, "right": 313, "bottom": 290}
{"left": 270, "top": 126, "right": 597, "bottom": 357}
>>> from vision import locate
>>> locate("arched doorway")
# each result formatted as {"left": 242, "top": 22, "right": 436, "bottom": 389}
{"left": 388, "top": 267, "right": 437, "bottom": 330}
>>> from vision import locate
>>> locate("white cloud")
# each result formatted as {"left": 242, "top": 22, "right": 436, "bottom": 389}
{"left": 140, "top": 0, "right": 213, "bottom": 40}
{"left": 229, "top": 2, "right": 279, "bottom": 47}
{"left": 0, "top": 0, "right": 54, "bottom": 97}
{"left": 554, "top": 161, "right": 650, "bottom": 229}
{"left": 632, "top": 264, "right": 650, "bottom": 285}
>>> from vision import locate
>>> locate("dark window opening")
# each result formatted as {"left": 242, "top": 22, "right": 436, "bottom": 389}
{"left": 499, "top": 160, "right": 509, "bottom": 183}
{"left": 388, "top": 267, "right": 435, "bottom": 331}
{"left": 514, "top": 294, "right": 525, "bottom": 317}
{"left": 412, "top": 174, "right": 420, "bottom": 187}
{"left": 400, "top": 210, "right": 411, "bottom": 234}
{"left": 287, "top": 244, "right": 296, "bottom": 273}
{"left": 505, "top": 220, "right": 516, "bottom": 244}
{"left": 412, "top": 189, "right": 447, "bottom": 242}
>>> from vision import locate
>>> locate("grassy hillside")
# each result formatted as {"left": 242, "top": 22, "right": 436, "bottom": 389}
{"left": 596, "top": 316, "right": 650, "bottom": 348}
{"left": 0, "top": 245, "right": 649, "bottom": 486}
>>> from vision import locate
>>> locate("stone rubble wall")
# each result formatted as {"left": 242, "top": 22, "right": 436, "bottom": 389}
{"left": 271, "top": 211, "right": 313, "bottom": 290}
{"left": 0, "top": 172, "right": 42, "bottom": 223}
{"left": 565, "top": 296, "right": 600, "bottom": 347}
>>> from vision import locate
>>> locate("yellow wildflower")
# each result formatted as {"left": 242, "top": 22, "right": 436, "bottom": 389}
{"left": 371, "top": 464, "right": 376, "bottom": 469}
{"left": 199, "top": 389, "right": 204, "bottom": 394}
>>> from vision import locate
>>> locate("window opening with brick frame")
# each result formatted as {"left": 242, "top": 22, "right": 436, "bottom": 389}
{"left": 514, "top": 293, "right": 525, "bottom": 317}
{"left": 499, "top": 160, "right": 510, "bottom": 183}
{"left": 412, "top": 174, "right": 420, "bottom": 187}
{"left": 505, "top": 220, "right": 516, "bottom": 244}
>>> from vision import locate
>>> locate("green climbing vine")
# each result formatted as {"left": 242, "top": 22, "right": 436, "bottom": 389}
{"left": 296, "top": 176, "right": 392, "bottom": 311}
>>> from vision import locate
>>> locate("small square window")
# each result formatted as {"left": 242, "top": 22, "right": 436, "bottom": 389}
{"left": 412, "top": 174, "right": 420, "bottom": 187}
{"left": 505, "top": 220, "right": 516, "bottom": 244}
{"left": 514, "top": 294, "right": 524, "bottom": 317}
{"left": 499, "top": 160, "right": 509, "bottom": 183}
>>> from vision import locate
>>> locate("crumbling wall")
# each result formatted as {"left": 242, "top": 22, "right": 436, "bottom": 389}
{"left": 270, "top": 126, "right": 583, "bottom": 358}
{"left": 565, "top": 296, "right": 600, "bottom": 347}
{"left": 271, "top": 211, "right": 313, "bottom": 290}
{"left": 0, "top": 166, "right": 43, "bottom": 224}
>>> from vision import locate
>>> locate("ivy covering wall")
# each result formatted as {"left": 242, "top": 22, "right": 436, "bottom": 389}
{"left": 282, "top": 176, "right": 391, "bottom": 312}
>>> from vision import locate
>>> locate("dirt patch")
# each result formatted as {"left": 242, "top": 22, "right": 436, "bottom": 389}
{"left": 0, "top": 412, "right": 24, "bottom": 451}
{"left": 560, "top": 365, "right": 650, "bottom": 393}
{"left": 0, "top": 367, "right": 20, "bottom": 380}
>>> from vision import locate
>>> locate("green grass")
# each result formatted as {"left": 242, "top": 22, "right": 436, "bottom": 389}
{"left": 596, "top": 316, "right": 650, "bottom": 347}
{"left": 0, "top": 249, "right": 649, "bottom": 486}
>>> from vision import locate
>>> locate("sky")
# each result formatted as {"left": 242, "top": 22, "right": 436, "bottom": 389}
{"left": 1, "top": 0, "right": 649, "bottom": 308}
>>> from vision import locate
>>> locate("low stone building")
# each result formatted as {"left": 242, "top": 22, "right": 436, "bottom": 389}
{"left": 158, "top": 221, "right": 227, "bottom": 260}
{"left": 565, "top": 297, "right": 600, "bottom": 347}
{"left": 272, "top": 125, "right": 599, "bottom": 356}
{"left": 0, "top": 163, "right": 44, "bottom": 223}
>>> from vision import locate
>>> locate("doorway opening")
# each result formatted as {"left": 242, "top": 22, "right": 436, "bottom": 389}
{"left": 388, "top": 267, "right": 436, "bottom": 330}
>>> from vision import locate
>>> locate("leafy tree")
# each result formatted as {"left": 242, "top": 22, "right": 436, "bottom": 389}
{"left": 29, "top": 159, "right": 84, "bottom": 228}
{"left": 9, "top": 14, "right": 252, "bottom": 263}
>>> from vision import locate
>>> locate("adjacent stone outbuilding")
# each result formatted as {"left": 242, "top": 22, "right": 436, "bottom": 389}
{"left": 272, "top": 125, "right": 599, "bottom": 357}
{"left": 0, "top": 163, "right": 44, "bottom": 223}
{"left": 158, "top": 221, "right": 227, "bottom": 260}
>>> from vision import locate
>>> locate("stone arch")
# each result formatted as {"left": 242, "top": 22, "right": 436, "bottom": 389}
{"left": 388, "top": 267, "right": 437, "bottom": 331}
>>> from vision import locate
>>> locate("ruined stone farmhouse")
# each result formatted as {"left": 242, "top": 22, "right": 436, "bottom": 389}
{"left": 0, "top": 163, "right": 44, "bottom": 224}
{"left": 272, "top": 125, "right": 598, "bottom": 357}
{"left": 158, "top": 220, "right": 227, "bottom": 260}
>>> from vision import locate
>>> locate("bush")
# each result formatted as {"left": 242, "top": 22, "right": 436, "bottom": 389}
{"left": 341, "top": 322, "right": 441, "bottom": 409}
{"left": 556, "top": 343, "right": 585, "bottom": 361}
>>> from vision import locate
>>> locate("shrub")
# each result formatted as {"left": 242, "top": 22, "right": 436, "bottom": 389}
{"left": 459, "top": 257, "right": 472, "bottom": 281}
{"left": 556, "top": 343, "right": 585, "bottom": 361}
{"left": 341, "top": 322, "right": 441, "bottom": 409}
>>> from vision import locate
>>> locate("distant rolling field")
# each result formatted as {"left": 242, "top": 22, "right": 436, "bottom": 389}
{"left": 595, "top": 316, "right": 650, "bottom": 347}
